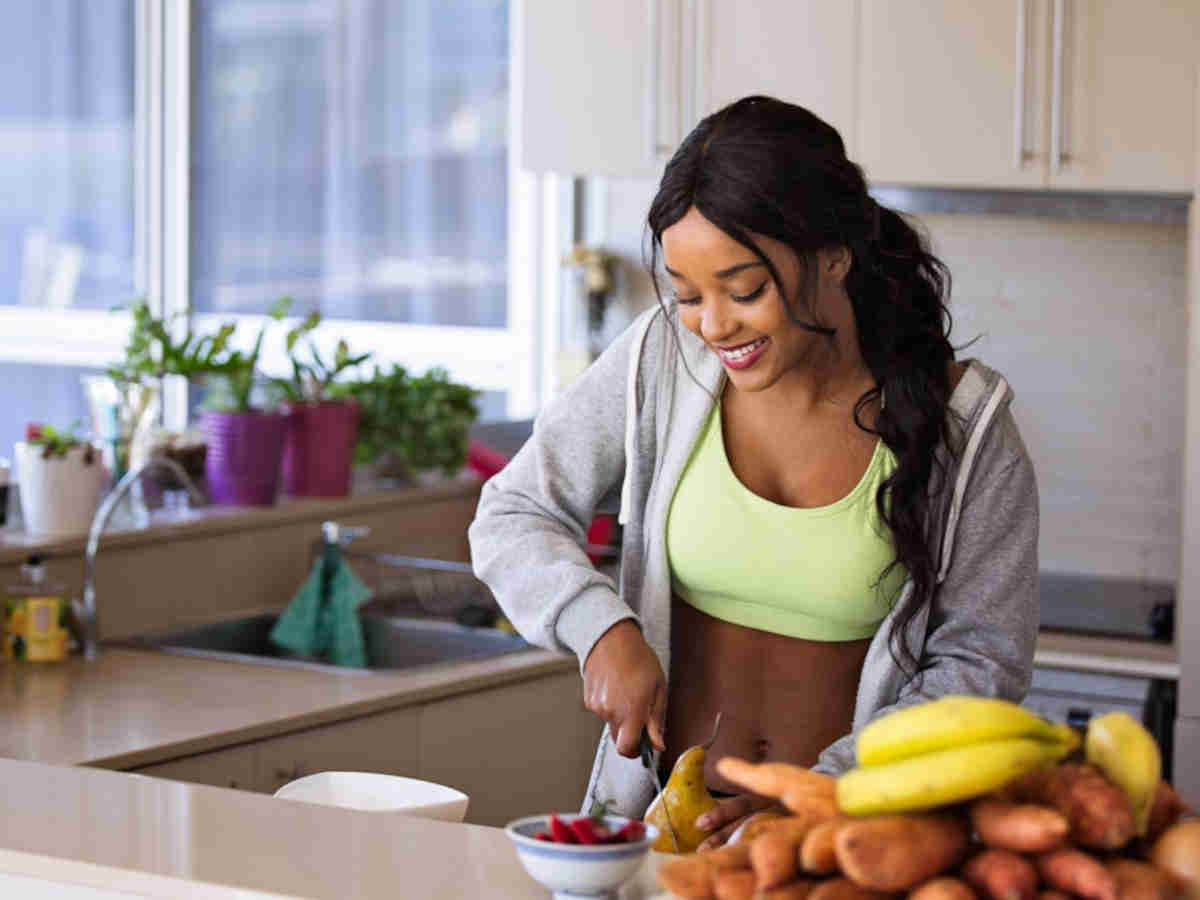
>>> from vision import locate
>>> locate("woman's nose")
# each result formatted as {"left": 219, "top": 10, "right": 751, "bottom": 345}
{"left": 700, "top": 301, "right": 734, "bottom": 343}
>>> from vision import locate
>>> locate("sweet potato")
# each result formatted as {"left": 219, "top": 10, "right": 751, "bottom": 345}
{"left": 1148, "top": 820, "right": 1200, "bottom": 900}
{"left": 714, "top": 869, "right": 758, "bottom": 900}
{"left": 716, "top": 757, "right": 837, "bottom": 815}
{"left": 834, "top": 812, "right": 969, "bottom": 892}
{"left": 908, "top": 876, "right": 978, "bottom": 900}
{"left": 1037, "top": 892, "right": 1072, "bottom": 900}
{"left": 657, "top": 843, "right": 753, "bottom": 899}
{"left": 1010, "top": 763, "right": 1135, "bottom": 851}
{"left": 810, "top": 876, "right": 898, "bottom": 900}
{"left": 728, "top": 809, "right": 788, "bottom": 845}
{"left": 1106, "top": 858, "right": 1181, "bottom": 900}
{"left": 962, "top": 849, "right": 1039, "bottom": 900}
{"left": 761, "top": 882, "right": 818, "bottom": 900}
{"left": 751, "top": 828, "right": 804, "bottom": 889}
{"left": 969, "top": 800, "right": 1069, "bottom": 853}
{"left": 801, "top": 818, "right": 846, "bottom": 875}
{"left": 1035, "top": 848, "right": 1118, "bottom": 900}
{"left": 1146, "top": 782, "right": 1192, "bottom": 843}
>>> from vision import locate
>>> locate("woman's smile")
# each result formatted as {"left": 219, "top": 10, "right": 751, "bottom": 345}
{"left": 716, "top": 336, "right": 770, "bottom": 370}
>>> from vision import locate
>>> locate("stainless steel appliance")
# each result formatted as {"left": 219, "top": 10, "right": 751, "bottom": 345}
{"left": 1026, "top": 572, "right": 1177, "bottom": 780}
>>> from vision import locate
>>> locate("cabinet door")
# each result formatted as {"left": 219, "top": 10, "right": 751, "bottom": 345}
{"left": 519, "top": 0, "right": 678, "bottom": 176}
{"left": 254, "top": 707, "right": 421, "bottom": 795}
{"left": 857, "top": 0, "right": 1051, "bottom": 188}
{"left": 134, "top": 743, "right": 258, "bottom": 792}
{"left": 700, "top": 0, "right": 858, "bottom": 157}
{"left": 1048, "top": 0, "right": 1197, "bottom": 192}
{"left": 417, "top": 671, "right": 604, "bottom": 826}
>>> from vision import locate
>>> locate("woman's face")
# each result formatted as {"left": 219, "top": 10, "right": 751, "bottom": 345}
{"left": 660, "top": 205, "right": 851, "bottom": 394}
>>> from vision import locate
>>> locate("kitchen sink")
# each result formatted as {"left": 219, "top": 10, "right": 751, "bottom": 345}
{"left": 122, "top": 612, "right": 530, "bottom": 676}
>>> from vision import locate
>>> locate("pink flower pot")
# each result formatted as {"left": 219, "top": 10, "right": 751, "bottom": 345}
{"left": 203, "top": 410, "right": 286, "bottom": 506}
{"left": 281, "top": 401, "right": 360, "bottom": 498}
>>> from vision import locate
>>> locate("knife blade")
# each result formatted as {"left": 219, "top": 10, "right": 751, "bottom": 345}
{"left": 639, "top": 729, "right": 680, "bottom": 852}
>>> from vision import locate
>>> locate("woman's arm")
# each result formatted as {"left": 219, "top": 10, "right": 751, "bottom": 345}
{"left": 468, "top": 308, "right": 658, "bottom": 670}
{"left": 813, "top": 411, "right": 1041, "bottom": 775}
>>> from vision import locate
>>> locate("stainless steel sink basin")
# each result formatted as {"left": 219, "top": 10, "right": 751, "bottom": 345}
{"left": 122, "top": 612, "right": 529, "bottom": 676}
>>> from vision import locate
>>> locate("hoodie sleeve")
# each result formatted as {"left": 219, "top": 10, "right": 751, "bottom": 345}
{"left": 468, "top": 309, "right": 659, "bottom": 670}
{"left": 813, "top": 408, "right": 1040, "bottom": 775}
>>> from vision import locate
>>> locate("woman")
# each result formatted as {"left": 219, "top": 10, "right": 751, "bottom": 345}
{"left": 469, "top": 96, "right": 1038, "bottom": 847}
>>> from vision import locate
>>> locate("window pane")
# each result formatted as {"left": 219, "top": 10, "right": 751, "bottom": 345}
{"left": 191, "top": 0, "right": 508, "bottom": 327}
{"left": 0, "top": 3, "right": 135, "bottom": 311}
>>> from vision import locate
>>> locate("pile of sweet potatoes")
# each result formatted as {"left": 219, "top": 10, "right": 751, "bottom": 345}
{"left": 655, "top": 761, "right": 1197, "bottom": 900}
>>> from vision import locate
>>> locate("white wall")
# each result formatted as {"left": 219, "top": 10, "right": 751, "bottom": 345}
{"left": 594, "top": 178, "right": 1189, "bottom": 582}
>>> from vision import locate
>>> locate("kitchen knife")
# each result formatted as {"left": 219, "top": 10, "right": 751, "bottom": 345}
{"left": 639, "top": 729, "right": 680, "bottom": 852}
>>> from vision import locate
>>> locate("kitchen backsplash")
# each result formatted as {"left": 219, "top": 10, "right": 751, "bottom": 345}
{"left": 596, "top": 177, "right": 1189, "bottom": 584}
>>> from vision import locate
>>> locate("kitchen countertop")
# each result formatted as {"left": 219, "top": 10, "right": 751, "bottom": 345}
{"left": 1033, "top": 630, "right": 1179, "bottom": 680}
{"left": 0, "top": 644, "right": 573, "bottom": 769}
{"left": 0, "top": 757, "right": 665, "bottom": 899}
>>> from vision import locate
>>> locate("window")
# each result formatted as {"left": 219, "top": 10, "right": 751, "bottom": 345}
{"left": 0, "top": 1, "right": 542, "bottom": 468}
{"left": 0, "top": 2, "right": 136, "bottom": 456}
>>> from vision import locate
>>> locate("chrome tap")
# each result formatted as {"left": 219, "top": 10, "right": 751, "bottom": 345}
{"left": 81, "top": 457, "right": 206, "bottom": 660}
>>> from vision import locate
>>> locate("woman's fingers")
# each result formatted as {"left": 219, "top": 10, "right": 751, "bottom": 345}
{"left": 647, "top": 683, "right": 667, "bottom": 752}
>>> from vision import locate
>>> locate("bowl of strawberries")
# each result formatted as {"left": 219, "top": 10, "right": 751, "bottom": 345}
{"left": 505, "top": 810, "right": 659, "bottom": 899}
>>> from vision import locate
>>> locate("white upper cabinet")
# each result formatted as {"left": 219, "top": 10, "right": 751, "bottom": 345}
{"left": 518, "top": 0, "right": 679, "bottom": 177}
{"left": 857, "top": 0, "right": 1197, "bottom": 192}
{"left": 857, "top": 0, "right": 1051, "bottom": 189}
{"left": 519, "top": 0, "right": 1197, "bottom": 192}
{"left": 699, "top": 2, "right": 858, "bottom": 157}
{"left": 1048, "top": 0, "right": 1197, "bottom": 193}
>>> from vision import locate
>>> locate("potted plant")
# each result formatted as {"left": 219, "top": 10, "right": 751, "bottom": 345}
{"left": 334, "top": 364, "right": 479, "bottom": 485}
{"left": 102, "top": 299, "right": 239, "bottom": 502}
{"left": 13, "top": 423, "right": 111, "bottom": 537}
{"left": 200, "top": 298, "right": 292, "bottom": 506}
{"left": 270, "top": 311, "right": 371, "bottom": 498}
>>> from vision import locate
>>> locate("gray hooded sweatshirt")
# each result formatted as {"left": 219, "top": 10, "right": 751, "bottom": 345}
{"left": 469, "top": 305, "right": 1039, "bottom": 818}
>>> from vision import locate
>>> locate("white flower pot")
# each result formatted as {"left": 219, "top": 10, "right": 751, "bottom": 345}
{"left": 14, "top": 442, "right": 111, "bottom": 537}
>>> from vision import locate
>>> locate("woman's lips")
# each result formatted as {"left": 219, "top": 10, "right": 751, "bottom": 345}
{"left": 717, "top": 337, "right": 769, "bottom": 370}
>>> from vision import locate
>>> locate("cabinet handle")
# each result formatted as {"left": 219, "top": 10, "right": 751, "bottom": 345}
{"left": 227, "top": 779, "right": 239, "bottom": 789}
{"left": 1050, "top": 0, "right": 1071, "bottom": 171}
{"left": 1013, "top": 0, "right": 1033, "bottom": 167}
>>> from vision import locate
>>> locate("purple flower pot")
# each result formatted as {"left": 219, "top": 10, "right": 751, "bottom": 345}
{"left": 281, "top": 400, "right": 360, "bottom": 498}
{"left": 203, "top": 410, "right": 286, "bottom": 506}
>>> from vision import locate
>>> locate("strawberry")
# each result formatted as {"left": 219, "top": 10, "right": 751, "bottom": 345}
{"left": 548, "top": 814, "right": 576, "bottom": 844}
{"left": 569, "top": 816, "right": 610, "bottom": 845}
{"left": 614, "top": 820, "right": 645, "bottom": 843}
{"left": 534, "top": 831, "right": 552, "bottom": 842}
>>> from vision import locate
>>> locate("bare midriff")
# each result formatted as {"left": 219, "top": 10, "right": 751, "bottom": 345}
{"left": 663, "top": 593, "right": 872, "bottom": 793}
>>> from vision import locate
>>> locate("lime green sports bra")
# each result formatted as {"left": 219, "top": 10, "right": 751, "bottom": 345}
{"left": 667, "top": 403, "right": 907, "bottom": 641}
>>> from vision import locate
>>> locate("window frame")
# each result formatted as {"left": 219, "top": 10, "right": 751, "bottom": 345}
{"left": 0, "top": 0, "right": 552, "bottom": 429}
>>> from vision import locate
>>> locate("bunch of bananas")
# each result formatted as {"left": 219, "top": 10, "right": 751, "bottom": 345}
{"left": 836, "top": 696, "right": 1080, "bottom": 816}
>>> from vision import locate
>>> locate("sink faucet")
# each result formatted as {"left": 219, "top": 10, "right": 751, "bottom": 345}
{"left": 81, "top": 457, "right": 206, "bottom": 660}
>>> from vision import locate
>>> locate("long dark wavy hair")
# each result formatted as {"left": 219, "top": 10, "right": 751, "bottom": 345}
{"left": 646, "top": 95, "right": 959, "bottom": 674}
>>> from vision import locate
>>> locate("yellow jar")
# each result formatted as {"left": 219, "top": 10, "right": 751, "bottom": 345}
{"left": 4, "top": 556, "right": 70, "bottom": 663}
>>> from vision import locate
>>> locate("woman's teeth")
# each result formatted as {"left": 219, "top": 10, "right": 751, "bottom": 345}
{"left": 718, "top": 337, "right": 767, "bottom": 362}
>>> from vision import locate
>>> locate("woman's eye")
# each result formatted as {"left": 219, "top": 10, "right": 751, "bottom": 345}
{"left": 732, "top": 282, "right": 768, "bottom": 303}
{"left": 673, "top": 294, "right": 701, "bottom": 306}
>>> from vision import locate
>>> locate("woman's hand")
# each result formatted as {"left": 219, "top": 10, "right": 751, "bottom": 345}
{"left": 695, "top": 794, "right": 783, "bottom": 850}
{"left": 582, "top": 620, "right": 666, "bottom": 758}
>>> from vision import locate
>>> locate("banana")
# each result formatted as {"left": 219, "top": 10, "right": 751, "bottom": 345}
{"left": 837, "top": 734, "right": 1078, "bottom": 816}
{"left": 1084, "top": 711, "right": 1161, "bottom": 836}
{"left": 856, "top": 696, "right": 1075, "bottom": 767}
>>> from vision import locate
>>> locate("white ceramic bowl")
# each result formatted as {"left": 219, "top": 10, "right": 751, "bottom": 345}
{"left": 506, "top": 813, "right": 659, "bottom": 899}
{"left": 273, "top": 771, "right": 469, "bottom": 822}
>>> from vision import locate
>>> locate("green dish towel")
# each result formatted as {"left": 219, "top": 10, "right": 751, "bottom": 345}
{"left": 269, "top": 556, "right": 371, "bottom": 668}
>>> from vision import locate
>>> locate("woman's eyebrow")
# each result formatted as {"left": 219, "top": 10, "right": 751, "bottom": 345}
{"left": 663, "top": 261, "right": 765, "bottom": 280}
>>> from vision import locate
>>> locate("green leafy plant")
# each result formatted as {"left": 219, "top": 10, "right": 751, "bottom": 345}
{"left": 269, "top": 309, "right": 371, "bottom": 405}
{"left": 25, "top": 422, "right": 94, "bottom": 463}
{"left": 108, "top": 300, "right": 239, "bottom": 385}
{"left": 203, "top": 297, "right": 295, "bottom": 413}
{"left": 333, "top": 364, "right": 480, "bottom": 477}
